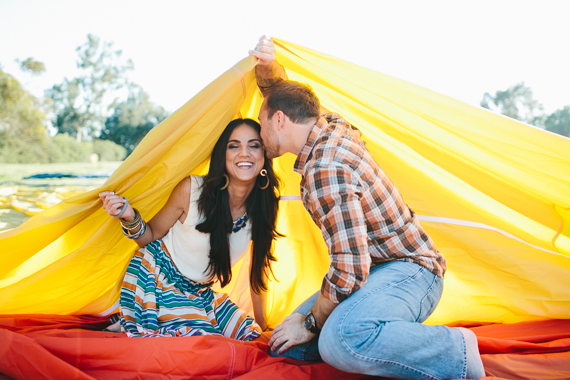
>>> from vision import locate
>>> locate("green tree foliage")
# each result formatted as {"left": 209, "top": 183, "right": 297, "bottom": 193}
{"left": 480, "top": 82, "right": 544, "bottom": 126}
{"left": 545, "top": 106, "right": 570, "bottom": 138}
{"left": 100, "top": 85, "right": 168, "bottom": 154}
{"left": 18, "top": 57, "right": 46, "bottom": 76}
{"left": 481, "top": 83, "right": 570, "bottom": 139}
{"left": 46, "top": 34, "right": 133, "bottom": 142}
{"left": 0, "top": 69, "right": 51, "bottom": 163}
{"left": 0, "top": 45, "right": 141, "bottom": 164}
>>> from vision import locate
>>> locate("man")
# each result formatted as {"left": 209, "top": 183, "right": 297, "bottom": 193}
{"left": 249, "top": 36, "right": 485, "bottom": 380}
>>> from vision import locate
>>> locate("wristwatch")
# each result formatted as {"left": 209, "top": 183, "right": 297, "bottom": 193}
{"left": 304, "top": 311, "right": 320, "bottom": 334}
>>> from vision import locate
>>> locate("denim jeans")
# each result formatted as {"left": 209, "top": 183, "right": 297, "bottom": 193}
{"left": 270, "top": 261, "right": 468, "bottom": 380}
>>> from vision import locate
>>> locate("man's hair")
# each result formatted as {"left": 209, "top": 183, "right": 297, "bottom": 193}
{"left": 265, "top": 81, "right": 320, "bottom": 123}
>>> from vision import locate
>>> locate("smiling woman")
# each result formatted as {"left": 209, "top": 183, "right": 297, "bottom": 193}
{"left": 97, "top": 118, "right": 282, "bottom": 338}
{"left": 225, "top": 120, "right": 266, "bottom": 192}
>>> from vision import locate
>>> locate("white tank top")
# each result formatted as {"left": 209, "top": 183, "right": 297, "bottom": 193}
{"left": 162, "top": 175, "right": 251, "bottom": 283}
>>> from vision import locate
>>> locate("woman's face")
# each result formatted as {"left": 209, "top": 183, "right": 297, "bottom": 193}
{"left": 225, "top": 123, "right": 265, "bottom": 186}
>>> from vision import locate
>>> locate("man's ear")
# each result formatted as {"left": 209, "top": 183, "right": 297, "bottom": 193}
{"left": 275, "top": 110, "right": 287, "bottom": 131}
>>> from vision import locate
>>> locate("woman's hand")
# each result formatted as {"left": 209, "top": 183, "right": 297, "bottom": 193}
{"left": 99, "top": 191, "right": 135, "bottom": 221}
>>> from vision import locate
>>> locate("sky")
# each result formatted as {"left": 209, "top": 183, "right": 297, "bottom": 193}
{"left": 1, "top": 0, "right": 569, "bottom": 115}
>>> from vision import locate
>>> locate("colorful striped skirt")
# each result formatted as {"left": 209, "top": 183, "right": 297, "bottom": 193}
{"left": 118, "top": 239, "right": 261, "bottom": 340}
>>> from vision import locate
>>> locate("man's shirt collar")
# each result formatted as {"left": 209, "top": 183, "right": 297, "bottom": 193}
{"left": 293, "top": 117, "right": 327, "bottom": 174}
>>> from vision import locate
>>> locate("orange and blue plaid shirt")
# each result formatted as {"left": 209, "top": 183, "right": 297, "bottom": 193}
{"left": 294, "top": 114, "right": 447, "bottom": 303}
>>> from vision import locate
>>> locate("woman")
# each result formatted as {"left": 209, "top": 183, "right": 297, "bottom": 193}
{"left": 99, "top": 118, "right": 281, "bottom": 340}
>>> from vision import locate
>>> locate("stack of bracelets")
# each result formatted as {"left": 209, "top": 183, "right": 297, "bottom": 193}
{"left": 117, "top": 198, "right": 147, "bottom": 240}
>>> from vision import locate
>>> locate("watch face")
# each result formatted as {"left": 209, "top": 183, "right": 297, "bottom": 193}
{"left": 304, "top": 316, "right": 313, "bottom": 330}
{"left": 304, "top": 312, "right": 317, "bottom": 333}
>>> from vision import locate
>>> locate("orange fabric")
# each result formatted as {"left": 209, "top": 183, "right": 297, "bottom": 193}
{"left": 474, "top": 319, "right": 570, "bottom": 355}
{"left": 0, "top": 315, "right": 365, "bottom": 380}
{"left": 1, "top": 316, "right": 569, "bottom": 380}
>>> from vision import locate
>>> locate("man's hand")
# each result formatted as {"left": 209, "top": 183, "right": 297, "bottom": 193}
{"left": 268, "top": 313, "right": 315, "bottom": 354}
{"left": 248, "top": 35, "right": 275, "bottom": 66}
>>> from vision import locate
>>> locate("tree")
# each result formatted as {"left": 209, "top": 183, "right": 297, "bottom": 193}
{"left": 17, "top": 57, "right": 46, "bottom": 76}
{"left": 100, "top": 85, "right": 168, "bottom": 154}
{"left": 545, "top": 106, "right": 570, "bottom": 138}
{"left": 46, "top": 34, "right": 133, "bottom": 142}
{"left": 0, "top": 69, "right": 51, "bottom": 163}
{"left": 480, "top": 82, "right": 544, "bottom": 127}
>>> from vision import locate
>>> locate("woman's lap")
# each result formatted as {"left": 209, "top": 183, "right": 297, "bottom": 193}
{"left": 119, "top": 239, "right": 260, "bottom": 340}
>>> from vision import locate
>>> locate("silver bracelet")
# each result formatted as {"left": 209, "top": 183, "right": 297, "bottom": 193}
{"left": 122, "top": 219, "right": 147, "bottom": 240}
{"left": 120, "top": 209, "right": 141, "bottom": 227}
{"left": 116, "top": 197, "right": 129, "bottom": 219}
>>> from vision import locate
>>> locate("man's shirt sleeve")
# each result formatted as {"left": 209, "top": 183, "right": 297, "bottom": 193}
{"left": 305, "top": 164, "right": 372, "bottom": 303}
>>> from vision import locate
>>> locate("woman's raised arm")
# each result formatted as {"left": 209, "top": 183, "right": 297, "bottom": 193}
{"left": 99, "top": 176, "right": 192, "bottom": 248}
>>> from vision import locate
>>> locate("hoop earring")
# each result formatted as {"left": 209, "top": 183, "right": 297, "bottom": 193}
{"left": 220, "top": 174, "right": 229, "bottom": 190}
{"left": 258, "top": 169, "right": 269, "bottom": 190}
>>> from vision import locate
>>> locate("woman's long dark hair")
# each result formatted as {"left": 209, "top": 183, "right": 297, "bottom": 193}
{"left": 196, "top": 118, "right": 282, "bottom": 294}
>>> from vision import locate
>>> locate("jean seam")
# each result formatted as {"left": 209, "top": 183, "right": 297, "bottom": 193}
{"left": 416, "top": 271, "right": 441, "bottom": 322}
{"left": 300, "top": 340, "right": 309, "bottom": 361}
{"left": 336, "top": 264, "right": 442, "bottom": 378}
{"left": 459, "top": 329, "right": 468, "bottom": 379}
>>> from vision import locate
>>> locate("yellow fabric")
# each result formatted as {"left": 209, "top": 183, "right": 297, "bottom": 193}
{"left": 1, "top": 39, "right": 569, "bottom": 327}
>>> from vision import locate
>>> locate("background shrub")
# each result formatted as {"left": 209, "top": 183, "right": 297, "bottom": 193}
{"left": 47, "top": 134, "right": 89, "bottom": 163}
{"left": 83, "top": 139, "right": 127, "bottom": 162}
{"left": 0, "top": 138, "right": 50, "bottom": 163}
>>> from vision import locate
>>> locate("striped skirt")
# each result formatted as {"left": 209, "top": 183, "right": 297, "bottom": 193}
{"left": 119, "top": 239, "right": 261, "bottom": 340}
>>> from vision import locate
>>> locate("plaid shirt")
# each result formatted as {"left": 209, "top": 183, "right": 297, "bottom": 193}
{"left": 294, "top": 114, "right": 447, "bottom": 303}
{"left": 255, "top": 61, "right": 446, "bottom": 303}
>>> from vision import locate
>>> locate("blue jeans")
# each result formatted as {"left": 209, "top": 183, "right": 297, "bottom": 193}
{"left": 271, "top": 261, "right": 468, "bottom": 380}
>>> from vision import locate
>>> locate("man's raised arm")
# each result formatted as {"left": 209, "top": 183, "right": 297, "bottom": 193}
{"left": 248, "top": 35, "right": 288, "bottom": 97}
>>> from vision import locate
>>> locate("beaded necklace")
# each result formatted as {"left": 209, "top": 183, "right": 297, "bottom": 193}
{"left": 232, "top": 212, "right": 247, "bottom": 233}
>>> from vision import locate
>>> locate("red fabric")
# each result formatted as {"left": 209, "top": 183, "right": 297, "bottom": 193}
{"left": 473, "top": 320, "right": 570, "bottom": 379}
{"left": 1, "top": 315, "right": 569, "bottom": 380}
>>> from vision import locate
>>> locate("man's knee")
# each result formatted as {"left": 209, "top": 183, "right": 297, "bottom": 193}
{"left": 318, "top": 319, "right": 360, "bottom": 371}
{"left": 318, "top": 324, "right": 339, "bottom": 367}
{"left": 319, "top": 315, "right": 390, "bottom": 372}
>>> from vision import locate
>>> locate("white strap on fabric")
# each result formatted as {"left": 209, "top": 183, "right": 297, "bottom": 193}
{"left": 416, "top": 215, "right": 564, "bottom": 257}
{"left": 278, "top": 196, "right": 563, "bottom": 257}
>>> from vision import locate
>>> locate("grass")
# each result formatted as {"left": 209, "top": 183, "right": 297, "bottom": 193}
{"left": 0, "top": 161, "right": 123, "bottom": 232}
{"left": 0, "top": 161, "right": 123, "bottom": 186}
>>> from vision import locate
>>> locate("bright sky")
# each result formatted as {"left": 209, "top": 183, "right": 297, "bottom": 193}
{"left": 1, "top": 0, "right": 569, "bottom": 115}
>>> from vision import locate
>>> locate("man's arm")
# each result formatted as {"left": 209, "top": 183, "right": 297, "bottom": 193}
{"left": 310, "top": 292, "right": 337, "bottom": 330}
{"left": 248, "top": 36, "right": 330, "bottom": 114}
{"left": 268, "top": 165, "right": 371, "bottom": 353}
{"left": 248, "top": 35, "right": 288, "bottom": 97}
{"left": 307, "top": 163, "right": 371, "bottom": 309}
